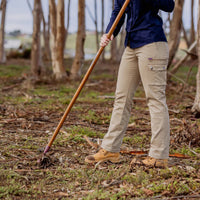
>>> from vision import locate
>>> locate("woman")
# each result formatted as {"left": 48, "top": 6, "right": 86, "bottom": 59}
{"left": 85, "top": 0, "right": 175, "bottom": 168}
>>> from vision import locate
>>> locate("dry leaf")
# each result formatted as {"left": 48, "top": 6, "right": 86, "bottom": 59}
{"left": 54, "top": 192, "right": 69, "bottom": 197}
{"left": 142, "top": 188, "right": 154, "bottom": 196}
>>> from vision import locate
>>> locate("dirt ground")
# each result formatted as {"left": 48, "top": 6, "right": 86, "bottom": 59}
{"left": 0, "top": 59, "right": 200, "bottom": 199}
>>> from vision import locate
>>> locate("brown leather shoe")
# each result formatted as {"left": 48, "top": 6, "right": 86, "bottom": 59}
{"left": 131, "top": 156, "right": 168, "bottom": 168}
{"left": 85, "top": 149, "right": 120, "bottom": 164}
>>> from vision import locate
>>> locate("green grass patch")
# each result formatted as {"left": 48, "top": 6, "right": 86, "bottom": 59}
{"left": 82, "top": 110, "right": 111, "bottom": 125}
{"left": 68, "top": 126, "right": 104, "bottom": 138}
{"left": 0, "top": 64, "right": 29, "bottom": 77}
{"left": 79, "top": 90, "right": 105, "bottom": 103}
{"left": 170, "top": 146, "right": 199, "bottom": 158}
{"left": 4, "top": 96, "right": 27, "bottom": 104}
{"left": 82, "top": 189, "right": 126, "bottom": 200}
{"left": 0, "top": 172, "right": 34, "bottom": 198}
{"left": 170, "top": 65, "right": 198, "bottom": 86}
{"left": 91, "top": 73, "right": 116, "bottom": 80}
{"left": 123, "top": 135, "right": 148, "bottom": 147}
{"left": 26, "top": 85, "right": 78, "bottom": 109}
{"left": 33, "top": 85, "right": 75, "bottom": 98}
{"left": 54, "top": 126, "right": 104, "bottom": 145}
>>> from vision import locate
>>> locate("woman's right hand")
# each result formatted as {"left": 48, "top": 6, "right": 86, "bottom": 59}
{"left": 100, "top": 34, "right": 114, "bottom": 47}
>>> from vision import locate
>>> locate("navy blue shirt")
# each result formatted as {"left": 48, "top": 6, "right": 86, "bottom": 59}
{"left": 106, "top": 0, "right": 175, "bottom": 49}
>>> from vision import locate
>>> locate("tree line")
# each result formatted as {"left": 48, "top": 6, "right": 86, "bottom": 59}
{"left": 0, "top": 0, "right": 200, "bottom": 113}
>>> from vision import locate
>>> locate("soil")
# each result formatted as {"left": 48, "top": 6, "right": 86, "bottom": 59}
{"left": 0, "top": 59, "right": 200, "bottom": 199}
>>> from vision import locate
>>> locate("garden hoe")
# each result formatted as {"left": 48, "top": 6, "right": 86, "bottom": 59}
{"left": 38, "top": 0, "right": 131, "bottom": 168}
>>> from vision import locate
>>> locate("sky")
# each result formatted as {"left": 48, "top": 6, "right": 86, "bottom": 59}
{"left": 3, "top": 0, "right": 199, "bottom": 34}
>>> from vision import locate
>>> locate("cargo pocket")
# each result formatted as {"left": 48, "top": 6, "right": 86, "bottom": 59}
{"left": 147, "top": 59, "right": 168, "bottom": 86}
{"left": 146, "top": 59, "right": 168, "bottom": 103}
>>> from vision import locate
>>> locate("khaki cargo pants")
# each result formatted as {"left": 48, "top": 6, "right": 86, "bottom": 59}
{"left": 101, "top": 42, "right": 170, "bottom": 159}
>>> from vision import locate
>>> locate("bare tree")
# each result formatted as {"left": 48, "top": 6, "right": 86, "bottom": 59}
{"left": 63, "top": 0, "right": 71, "bottom": 54}
{"left": 163, "top": 13, "right": 171, "bottom": 35}
{"left": 70, "top": 0, "right": 85, "bottom": 79}
{"left": 189, "top": 0, "right": 196, "bottom": 56}
{"left": 49, "top": 0, "right": 67, "bottom": 80}
{"left": 190, "top": 0, "right": 196, "bottom": 46}
{"left": 41, "top": 3, "right": 51, "bottom": 60}
{"left": 169, "top": 41, "right": 197, "bottom": 77}
{"left": 86, "top": 0, "right": 99, "bottom": 52}
{"left": 27, "top": 0, "right": 51, "bottom": 61}
{"left": 101, "top": 0, "right": 105, "bottom": 62}
{"left": 26, "top": 0, "right": 33, "bottom": 14}
{"left": 182, "top": 21, "right": 190, "bottom": 48}
{"left": 94, "top": 0, "right": 99, "bottom": 51}
{"left": 176, "top": 2, "right": 195, "bottom": 50}
{"left": 192, "top": 0, "right": 200, "bottom": 113}
{"left": 0, "top": 0, "right": 7, "bottom": 63}
{"left": 31, "top": 0, "right": 42, "bottom": 78}
{"left": 168, "top": 0, "right": 185, "bottom": 68}
{"left": 110, "top": 0, "right": 117, "bottom": 63}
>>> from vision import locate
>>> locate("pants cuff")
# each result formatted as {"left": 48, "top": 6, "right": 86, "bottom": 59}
{"left": 101, "top": 144, "right": 120, "bottom": 153}
{"left": 149, "top": 149, "right": 169, "bottom": 159}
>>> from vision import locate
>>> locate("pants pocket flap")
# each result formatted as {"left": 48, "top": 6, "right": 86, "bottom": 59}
{"left": 148, "top": 65, "right": 167, "bottom": 71}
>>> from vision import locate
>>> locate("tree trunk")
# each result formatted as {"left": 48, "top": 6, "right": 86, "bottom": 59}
{"left": 56, "top": 0, "right": 65, "bottom": 72}
{"left": 49, "top": 0, "right": 67, "bottom": 80}
{"left": 86, "top": 0, "right": 99, "bottom": 52}
{"left": 63, "top": 0, "right": 71, "bottom": 55}
{"left": 168, "top": 0, "right": 185, "bottom": 68}
{"left": 70, "top": 0, "right": 85, "bottom": 79}
{"left": 190, "top": 0, "right": 196, "bottom": 56}
{"left": 94, "top": 0, "right": 99, "bottom": 52}
{"left": 0, "top": 0, "right": 7, "bottom": 64}
{"left": 192, "top": 0, "right": 200, "bottom": 113}
{"left": 182, "top": 21, "right": 190, "bottom": 48}
{"left": 190, "top": 0, "right": 195, "bottom": 45}
{"left": 41, "top": 4, "right": 51, "bottom": 61}
{"left": 31, "top": 0, "right": 42, "bottom": 77}
{"left": 110, "top": 0, "right": 117, "bottom": 63}
{"left": 169, "top": 41, "right": 197, "bottom": 79}
{"left": 101, "top": 0, "right": 105, "bottom": 62}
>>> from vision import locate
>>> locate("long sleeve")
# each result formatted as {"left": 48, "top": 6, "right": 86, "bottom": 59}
{"left": 105, "top": 0, "right": 126, "bottom": 37}
{"left": 145, "top": 0, "right": 175, "bottom": 12}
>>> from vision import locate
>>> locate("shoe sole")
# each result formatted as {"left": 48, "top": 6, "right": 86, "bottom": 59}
{"left": 85, "top": 156, "right": 121, "bottom": 164}
{"left": 131, "top": 158, "right": 168, "bottom": 168}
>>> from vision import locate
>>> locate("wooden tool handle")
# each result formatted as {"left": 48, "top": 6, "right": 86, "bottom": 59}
{"left": 44, "top": 0, "right": 130, "bottom": 154}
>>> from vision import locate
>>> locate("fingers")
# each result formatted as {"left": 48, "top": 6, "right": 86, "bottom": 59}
{"left": 100, "top": 34, "right": 114, "bottom": 47}
{"left": 110, "top": 35, "right": 114, "bottom": 41}
{"left": 100, "top": 34, "right": 110, "bottom": 47}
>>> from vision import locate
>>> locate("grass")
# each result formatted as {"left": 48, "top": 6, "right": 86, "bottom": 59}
{"left": 170, "top": 65, "right": 198, "bottom": 86}
{"left": 79, "top": 90, "right": 103, "bottom": 103}
{"left": 91, "top": 73, "right": 116, "bottom": 81}
{"left": 0, "top": 60, "right": 200, "bottom": 199}
{"left": 1, "top": 165, "right": 198, "bottom": 199}
{"left": 68, "top": 125, "right": 104, "bottom": 138}
{"left": 0, "top": 64, "right": 29, "bottom": 78}
{"left": 170, "top": 146, "right": 200, "bottom": 158}
{"left": 51, "top": 125, "right": 104, "bottom": 147}
{"left": 123, "top": 135, "right": 149, "bottom": 148}
{"left": 81, "top": 110, "right": 111, "bottom": 125}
